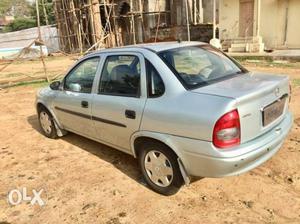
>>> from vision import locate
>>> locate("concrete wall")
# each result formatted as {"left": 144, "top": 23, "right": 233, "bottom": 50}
{"left": 202, "top": 0, "right": 219, "bottom": 23}
{"left": 285, "top": 0, "right": 300, "bottom": 48}
{"left": 0, "top": 26, "right": 59, "bottom": 52}
{"left": 219, "top": 0, "right": 239, "bottom": 40}
{"left": 219, "top": 0, "right": 300, "bottom": 49}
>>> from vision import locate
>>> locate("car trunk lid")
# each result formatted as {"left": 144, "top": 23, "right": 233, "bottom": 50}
{"left": 192, "top": 72, "right": 290, "bottom": 143}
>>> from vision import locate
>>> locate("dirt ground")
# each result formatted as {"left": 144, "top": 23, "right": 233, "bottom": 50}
{"left": 0, "top": 58, "right": 300, "bottom": 224}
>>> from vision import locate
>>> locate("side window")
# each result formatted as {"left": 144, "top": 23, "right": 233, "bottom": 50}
{"left": 64, "top": 57, "right": 100, "bottom": 93}
{"left": 146, "top": 60, "right": 165, "bottom": 97}
{"left": 99, "top": 55, "right": 140, "bottom": 97}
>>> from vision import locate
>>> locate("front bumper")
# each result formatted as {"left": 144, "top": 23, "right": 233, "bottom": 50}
{"left": 177, "top": 111, "right": 293, "bottom": 177}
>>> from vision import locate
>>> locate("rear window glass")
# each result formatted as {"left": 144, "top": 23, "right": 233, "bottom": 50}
{"left": 158, "top": 45, "right": 246, "bottom": 89}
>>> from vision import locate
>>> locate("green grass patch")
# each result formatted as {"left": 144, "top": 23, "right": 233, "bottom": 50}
{"left": 14, "top": 80, "right": 49, "bottom": 88}
{"left": 1, "top": 80, "right": 49, "bottom": 89}
{"left": 240, "top": 60, "right": 300, "bottom": 68}
{"left": 292, "top": 79, "right": 300, "bottom": 87}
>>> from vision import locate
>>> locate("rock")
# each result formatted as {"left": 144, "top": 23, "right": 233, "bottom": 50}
{"left": 201, "top": 196, "right": 207, "bottom": 201}
{"left": 266, "top": 208, "right": 274, "bottom": 215}
{"left": 118, "top": 212, "right": 126, "bottom": 217}
{"left": 112, "top": 189, "right": 121, "bottom": 196}
{"left": 242, "top": 200, "right": 254, "bottom": 208}
{"left": 287, "top": 177, "right": 293, "bottom": 184}
{"left": 106, "top": 217, "right": 121, "bottom": 224}
{"left": 82, "top": 203, "right": 96, "bottom": 211}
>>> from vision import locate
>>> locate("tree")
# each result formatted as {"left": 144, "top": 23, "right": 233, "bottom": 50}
{"left": 0, "top": 0, "right": 31, "bottom": 17}
{"left": 31, "top": 0, "right": 55, "bottom": 26}
{"left": 1, "top": 0, "right": 56, "bottom": 32}
{"left": 4, "top": 17, "right": 36, "bottom": 32}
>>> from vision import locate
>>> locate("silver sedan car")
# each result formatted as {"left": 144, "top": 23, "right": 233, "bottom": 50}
{"left": 36, "top": 42, "right": 293, "bottom": 195}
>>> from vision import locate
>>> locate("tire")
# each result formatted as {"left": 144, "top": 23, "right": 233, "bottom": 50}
{"left": 38, "top": 107, "right": 58, "bottom": 139}
{"left": 138, "top": 141, "right": 184, "bottom": 195}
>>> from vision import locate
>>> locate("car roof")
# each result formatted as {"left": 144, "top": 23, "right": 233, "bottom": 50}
{"left": 88, "top": 41, "right": 207, "bottom": 56}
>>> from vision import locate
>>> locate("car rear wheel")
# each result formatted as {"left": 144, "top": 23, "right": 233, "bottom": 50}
{"left": 38, "top": 108, "right": 58, "bottom": 139}
{"left": 138, "top": 141, "right": 183, "bottom": 195}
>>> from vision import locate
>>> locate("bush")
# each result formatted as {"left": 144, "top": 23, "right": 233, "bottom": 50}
{"left": 4, "top": 18, "right": 36, "bottom": 32}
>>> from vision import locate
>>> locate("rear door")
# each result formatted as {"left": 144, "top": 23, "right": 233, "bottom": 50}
{"left": 52, "top": 56, "right": 101, "bottom": 137}
{"left": 91, "top": 53, "right": 147, "bottom": 152}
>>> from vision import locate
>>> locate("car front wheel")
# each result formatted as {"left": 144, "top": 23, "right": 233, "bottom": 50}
{"left": 38, "top": 108, "right": 58, "bottom": 139}
{"left": 138, "top": 141, "right": 184, "bottom": 195}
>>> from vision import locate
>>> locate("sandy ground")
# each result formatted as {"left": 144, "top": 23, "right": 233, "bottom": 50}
{"left": 0, "top": 56, "right": 76, "bottom": 85}
{"left": 0, "top": 61, "right": 300, "bottom": 224}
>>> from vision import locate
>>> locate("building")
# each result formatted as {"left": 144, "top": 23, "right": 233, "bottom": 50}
{"left": 53, "top": 0, "right": 217, "bottom": 53}
{"left": 219, "top": 0, "right": 300, "bottom": 52}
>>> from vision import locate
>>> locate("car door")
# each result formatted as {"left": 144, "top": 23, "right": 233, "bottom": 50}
{"left": 52, "top": 56, "right": 101, "bottom": 137}
{"left": 91, "top": 53, "right": 147, "bottom": 152}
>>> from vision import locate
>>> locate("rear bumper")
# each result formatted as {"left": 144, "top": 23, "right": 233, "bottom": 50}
{"left": 178, "top": 111, "right": 293, "bottom": 177}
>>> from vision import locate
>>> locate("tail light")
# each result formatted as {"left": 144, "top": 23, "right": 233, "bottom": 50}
{"left": 213, "top": 109, "right": 240, "bottom": 149}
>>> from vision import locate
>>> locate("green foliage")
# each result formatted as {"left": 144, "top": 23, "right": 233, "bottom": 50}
{"left": 1, "top": 0, "right": 56, "bottom": 32}
{"left": 292, "top": 79, "right": 300, "bottom": 87}
{"left": 0, "top": 0, "right": 31, "bottom": 17}
{"left": 4, "top": 18, "right": 36, "bottom": 32}
{"left": 0, "top": 0, "right": 13, "bottom": 16}
{"left": 31, "top": 0, "right": 56, "bottom": 25}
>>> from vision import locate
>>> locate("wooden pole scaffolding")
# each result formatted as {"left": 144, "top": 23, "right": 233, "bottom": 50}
{"left": 130, "top": 0, "right": 136, "bottom": 44}
{"left": 36, "top": 0, "right": 49, "bottom": 82}
{"left": 185, "top": 0, "right": 191, "bottom": 41}
{"left": 92, "top": 0, "right": 103, "bottom": 44}
{"left": 154, "top": 0, "right": 161, "bottom": 42}
{"left": 41, "top": 0, "right": 49, "bottom": 26}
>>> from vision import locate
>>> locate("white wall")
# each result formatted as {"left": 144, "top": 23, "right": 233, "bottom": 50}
{"left": 219, "top": 0, "right": 239, "bottom": 40}
{"left": 0, "top": 26, "right": 59, "bottom": 52}
{"left": 219, "top": 0, "right": 300, "bottom": 48}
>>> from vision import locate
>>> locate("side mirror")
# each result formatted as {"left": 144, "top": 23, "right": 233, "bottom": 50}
{"left": 50, "top": 81, "right": 61, "bottom": 90}
{"left": 69, "top": 83, "right": 81, "bottom": 92}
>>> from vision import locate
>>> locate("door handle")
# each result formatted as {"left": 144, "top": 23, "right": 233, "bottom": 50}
{"left": 81, "top": 101, "right": 89, "bottom": 108}
{"left": 125, "top": 110, "right": 136, "bottom": 119}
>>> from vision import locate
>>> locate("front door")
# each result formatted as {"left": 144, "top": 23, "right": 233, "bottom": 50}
{"left": 53, "top": 57, "right": 101, "bottom": 137}
{"left": 91, "top": 53, "right": 147, "bottom": 152}
{"left": 239, "top": 0, "right": 254, "bottom": 37}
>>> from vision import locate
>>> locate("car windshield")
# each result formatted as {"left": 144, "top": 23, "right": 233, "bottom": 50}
{"left": 158, "top": 45, "right": 246, "bottom": 89}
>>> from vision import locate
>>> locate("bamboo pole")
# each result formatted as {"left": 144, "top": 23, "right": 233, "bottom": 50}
{"left": 212, "top": 0, "right": 216, "bottom": 39}
{"left": 139, "top": 0, "right": 144, "bottom": 42}
{"left": 36, "top": 0, "right": 49, "bottom": 82}
{"left": 185, "top": 0, "right": 191, "bottom": 41}
{"left": 130, "top": 0, "right": 136, "bottom": 44}
{"left": 155, "top": 0, "right": 161, "bottom": 42}
{"left": 61, "top": 0, "right": 72, "bottom": 51}
{"left": 69, "top": 0, "right": 82, "bottom": 53}
{"left": 92, "top": 0, "right": 103, "bottom": 43}
{"left": 41, "top": 0, "right": 49, "bottom": 25}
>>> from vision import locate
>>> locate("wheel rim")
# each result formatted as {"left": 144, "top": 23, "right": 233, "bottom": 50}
{"left": 144, "top": 150, "right": 173, "bottom": 187}
{"left": 39, "top": 111, "right": 52, "bottom": 134}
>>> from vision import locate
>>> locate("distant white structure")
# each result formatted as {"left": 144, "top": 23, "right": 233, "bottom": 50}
{"left": 0, "top": 26, "right": 59, "bottom": 59}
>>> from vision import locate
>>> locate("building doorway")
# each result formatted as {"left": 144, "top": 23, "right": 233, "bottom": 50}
{"left": 239, "top": 0, "right": 254, "bottom": 37}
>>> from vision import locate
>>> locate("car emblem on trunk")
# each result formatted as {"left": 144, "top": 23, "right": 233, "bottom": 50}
{"left": 275, "top": 87, "right": 280, "bottom": 97}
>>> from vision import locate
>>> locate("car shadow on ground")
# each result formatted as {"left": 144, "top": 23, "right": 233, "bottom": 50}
{"left": 27, "top": 114, "right": 148, "bottom": 188}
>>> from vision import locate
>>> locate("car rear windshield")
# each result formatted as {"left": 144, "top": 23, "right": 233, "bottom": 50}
{"left": 158, "top": 45, "right": 247, "bottom": 89}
